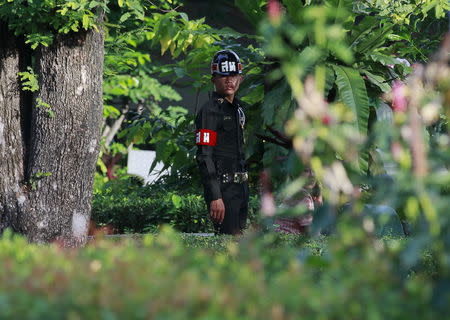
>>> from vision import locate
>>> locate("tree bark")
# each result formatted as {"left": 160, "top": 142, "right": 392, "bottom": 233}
{"left": 0, "top": 25, "right": 104, "bottom": 245}
{"left": 0, "top": 24, "right": 26, "bottom": 233}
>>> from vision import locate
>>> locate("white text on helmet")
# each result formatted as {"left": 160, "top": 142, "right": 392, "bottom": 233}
{"left": 220, "top": 61, "right": 236, "bottom": 73}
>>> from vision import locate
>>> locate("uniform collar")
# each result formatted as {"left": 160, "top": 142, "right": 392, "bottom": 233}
{"left": 213, "top": 91, "right": 241, "bottom": 107}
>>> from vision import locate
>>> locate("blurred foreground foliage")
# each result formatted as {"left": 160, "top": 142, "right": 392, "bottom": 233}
{"left": 247, "top": 1, "right": 450, "bottom": 315}
{"left": 0, "top": 227, "right": 442, "bottom": 319}
{"left": 269, "top": 25, "right": 450, "bottom": 320}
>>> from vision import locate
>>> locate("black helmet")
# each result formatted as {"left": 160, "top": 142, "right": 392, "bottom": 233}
{"left": 211, "top": 49, "right": 243, "bottom": 76}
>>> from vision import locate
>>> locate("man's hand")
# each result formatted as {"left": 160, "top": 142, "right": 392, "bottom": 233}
{"left": 210, "top": 198, "right": 225, "bottom": 224}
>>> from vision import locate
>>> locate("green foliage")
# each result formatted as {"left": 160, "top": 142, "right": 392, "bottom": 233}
{"left": 93, "top": 187, "right": 211, "bottom": 233}
{"left": 150, "top": 11, "right": 218, "bottom": 56}
{"left": 35, "top": 98, "right": 55, "bottom": 118}
{"left": 332, "top": 65, "right": 369, "bottom": 135}
{"left": 332, "top": 65, "right": 370, "bottom": 172}
{"left": 0, "top": 227, "right": 443, "bottom": 319}
{"left": 354, "top": 0, "right": 450, "bottom": 22}
{"left": 102, "top": 8, "right": 210, "bottom": 116}
{"left": 0, "top": 0, "right": 150, "bottom": 48}
{"left": 117, "top": 106, "right": 196, "bottom": 179}
{"left": 234, "top": 0, "right": 266, "bottom": 26}
{"left": 92, "top": 177, "right": 260, "bottom": 233}
{"left": 273, "top": 10, "right": 450, "bottom": 314}
{"left": 0, "top": 0, "right": 104, "bottom": 48}
{"left": 102, "top": 104, "right": 121, "bottom": 119}
{"left": 17, "top": 67, "right": 39, "bottom": 92}
{"left": 104, "top": 73, "right": 181, "bottom": 103}
{"left": 353, "top": 0, "right": 450, "bottom": 61}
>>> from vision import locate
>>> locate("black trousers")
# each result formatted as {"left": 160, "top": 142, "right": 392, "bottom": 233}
{"left": 206, "top": 182, "right": 249, "bottom": 235}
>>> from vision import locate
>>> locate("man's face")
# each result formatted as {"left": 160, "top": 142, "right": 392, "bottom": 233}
{"left": 212, "top": 74, "right": 242, "bottom": 97}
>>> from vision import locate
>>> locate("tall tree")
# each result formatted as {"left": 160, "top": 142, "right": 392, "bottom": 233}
{"left": 0, "top": 4, "right": 104, "bottom": 244}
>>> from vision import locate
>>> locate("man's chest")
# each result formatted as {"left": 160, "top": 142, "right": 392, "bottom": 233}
{"left": 216, "top": 103, "right": 245, "bottom": 132}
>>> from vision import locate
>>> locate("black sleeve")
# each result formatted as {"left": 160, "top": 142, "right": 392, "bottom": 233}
{"left": 195, "top": 103, "right": 221, "bottom": 201}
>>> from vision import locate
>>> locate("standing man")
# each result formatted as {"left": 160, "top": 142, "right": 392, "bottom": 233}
{"left": 195, "top": 49, "right": 249, "bottom": 235}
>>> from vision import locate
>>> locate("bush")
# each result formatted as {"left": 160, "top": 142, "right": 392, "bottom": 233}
{"left": 0, "top": 229, "right": 443, "bottom": 319}
{"left": 92, "top": 177, "right": 260, "bottom": 233}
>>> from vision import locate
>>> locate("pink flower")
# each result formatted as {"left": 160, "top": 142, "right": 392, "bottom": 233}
{"left": 321, "top": 114, "right": 331, "bottom": 125}
{"left": 267, "top": 0, "right": 282, "bottom": 22}
{"left": 261, "top": 192, "right": 276, "bottom": 217}
{"left": 260, "top": 170, "right": 276, "bottom": 217}
{"left": 391, "top": 142, "right": 403, "bottom": 161}
{"left": 391, "top": 80, "right": 407, "bottom": 112}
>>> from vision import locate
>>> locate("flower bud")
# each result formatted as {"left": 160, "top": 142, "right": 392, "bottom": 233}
{"left": 267, "top": 0, "right": 282, "bottom": 24}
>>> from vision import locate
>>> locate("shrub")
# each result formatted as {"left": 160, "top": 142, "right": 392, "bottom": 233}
{"left": 0, "top": 228, "right": 443, "bottom": 319}
{"left": 92, "top": 177, "right": 260, "bottom": 233}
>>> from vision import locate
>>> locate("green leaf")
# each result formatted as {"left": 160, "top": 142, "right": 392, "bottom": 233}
{"left": 59, "top": 7, "right": 68, "bottom": 15}
{"left": 241, "top": 84, "right": 264, "bottom": 105}
{"left": 274, "top": 98, "right": 294, "bottom": 128}
{"left": 324, "top": 66, "right": 336, "bottom": 96}
{"left": 368, "top": 53, "right": 400, "bottom": 66}
{"left": 348, "top": 16, "right": 378, "bottom": 48}
{"left": 332, "top": 65, "right": 369, "bottom": 134}
{"left": 71, "top": 22, "right": 79, "bottom": 32}
{"left": 214, "top": 27, "right": 247, "bottom": 39}
{"left": 18, "top": 67, "right": 39, "bottom": 92}
{"left": 283, "top": 0, "right": 304, "bottom": 13}
{"left": 179, "top": 12, "right": 189, "bottom": 21}
{"left": 120, "top": 12, "right": 132, "bottom": 23}
{"left": 89, "top": 1, "right": 102, "bottom": 9}
{"left": 82, "top": 15, "right": 90, "bottom": 30}
{"left": 171, "top": 194, "right": 182, "bottom": 209}
{"left": 332, "top": 65, "right": 370, "bottom": 172}
{"left": 324, "top": 0, "right": 353, "bottom": 24}
{"left": 324, "top": 0, "right": 353, "bottom": 10}
{"left": 36, "top": 98, "right": 55, "bottom": 118}
{"left": 103, "top": 105, "right": 121, "bottom": 119}
{"left": 354, "top": 23, "right": 393, "bottom": 54}
{"left": 262, "top": 81, "right": 290, "bottom": 126}
{"left": 361, "top": 69, "right": 391, "bottom": 93}
{"left": 234, "top": 0, "right": 265, "bottom": 27}
{"left": 118, "top": 0, "right": 124, "bottom": 7}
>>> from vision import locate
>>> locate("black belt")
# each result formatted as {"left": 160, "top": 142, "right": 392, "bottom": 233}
{"left": 221, "top": 172, "right": 248, "bottom": 184}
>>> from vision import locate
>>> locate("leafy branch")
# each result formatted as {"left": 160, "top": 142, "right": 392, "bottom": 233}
{"left": 18, "top": 67, "right": 39, "bottom": 92}
{"left": 36, "top": 98, "right": 55, "bottom": 119}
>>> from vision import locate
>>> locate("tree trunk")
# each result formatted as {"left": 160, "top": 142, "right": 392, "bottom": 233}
{"left": 0, "top": 25, "right": 104, "bottom": 245}
{"left": 0, "top": 24, "right": 26, "bottom": 233}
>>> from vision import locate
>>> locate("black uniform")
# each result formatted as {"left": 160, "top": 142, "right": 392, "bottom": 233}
{"left": 195, "top": 92, "right": 249, "bottom": 234}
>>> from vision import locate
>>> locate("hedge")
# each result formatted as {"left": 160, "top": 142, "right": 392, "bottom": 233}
{"left": 0, "top": 228, "right": 441, "bottom": 320}
{"left": 91, "top": 178, "right": 260, "bottom": 233}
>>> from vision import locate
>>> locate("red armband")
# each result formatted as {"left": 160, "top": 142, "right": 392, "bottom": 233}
{"left": 196, "top": 129, "right": 217, "bottom": 146}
